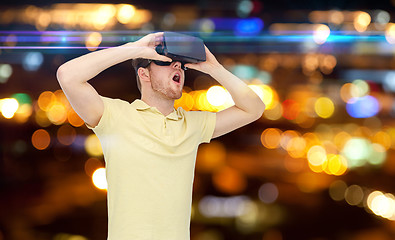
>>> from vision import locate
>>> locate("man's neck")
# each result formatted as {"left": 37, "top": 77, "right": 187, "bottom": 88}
{"left": 141, "top": 95, "right": 175, "bottom": 116}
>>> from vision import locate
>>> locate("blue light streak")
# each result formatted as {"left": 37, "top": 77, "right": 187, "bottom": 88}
{"left": 0, "top": 30, "right": 392, "bottom": 53}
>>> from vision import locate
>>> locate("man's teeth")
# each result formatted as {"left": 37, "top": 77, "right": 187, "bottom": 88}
{"left": 173, "top": 74, "right": 180, "bottom": 82}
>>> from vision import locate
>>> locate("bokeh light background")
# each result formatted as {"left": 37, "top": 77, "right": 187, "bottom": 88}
{"left": 2, "top": 0, "right": 395, "bottom": 239}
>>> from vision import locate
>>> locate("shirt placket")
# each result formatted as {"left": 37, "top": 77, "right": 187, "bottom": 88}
{"left": 163, "top": 117, "right": 173, "bottom": 141}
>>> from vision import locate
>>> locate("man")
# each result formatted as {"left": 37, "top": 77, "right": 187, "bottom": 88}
{"left": 56, "top": 32, "right": 265, "bottom": 240}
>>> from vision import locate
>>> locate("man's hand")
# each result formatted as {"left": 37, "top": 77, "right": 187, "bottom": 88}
{"left": 184, "top": 44, "right": 265, "bottom": 139}
{"left": 133, "top": 32, "right": 172, "bottom": 62}
{"left": 184, "top": 46, "right": 222, "bottom": 75}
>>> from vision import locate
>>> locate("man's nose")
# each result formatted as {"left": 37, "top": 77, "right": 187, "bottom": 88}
{"left": 172, "top": 61, "right": 182, "bottom": 69}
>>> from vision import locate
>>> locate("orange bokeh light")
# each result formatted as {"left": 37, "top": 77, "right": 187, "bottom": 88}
{"left": 212, "top": 166, "right": 247, "bottom": 194}
{"left": 32, "top": 129, "right": 51, "bottom": 150}
{"left": 67, "top": 108, "right": 85, "bottom": 127}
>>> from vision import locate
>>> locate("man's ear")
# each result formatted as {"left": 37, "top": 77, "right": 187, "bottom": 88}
{"left": 137, "top": 67, "right": 150, "bottom": 83}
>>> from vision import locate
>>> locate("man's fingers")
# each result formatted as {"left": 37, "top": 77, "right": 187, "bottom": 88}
{"left": 153, "top": 32, "right": 164, "bottom": 46}
{"left": 157, "top": 55, "right": 172, "bottom": 62}
{"left": 184, "top": 63, "right": 199, "bottom": 70}
{"left": 150, "top": 51, "right": 172, "bottom": 62}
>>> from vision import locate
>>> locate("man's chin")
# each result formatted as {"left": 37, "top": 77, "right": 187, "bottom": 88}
{"left": 174, "top": 93, "right": 182, "bottom": 100}
{"left": 165, "top": 91, "right": 182, "bottom": 100}
{"left": 172, "top": 89, "right": 183, "bottom": 100}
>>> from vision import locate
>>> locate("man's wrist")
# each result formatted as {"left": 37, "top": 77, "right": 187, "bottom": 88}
{"left": 208, "top": 64, "right": 227, "bottom": 79}
{"left": 121, "top": 42, "right": 144, "bottom": 60}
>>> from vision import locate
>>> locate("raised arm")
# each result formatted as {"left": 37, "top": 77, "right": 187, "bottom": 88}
{"left": 185, "top": 46, "right": 265, "bottom": 139}
{"left": 56, "top": 32, "right": 171, "bottom": 127}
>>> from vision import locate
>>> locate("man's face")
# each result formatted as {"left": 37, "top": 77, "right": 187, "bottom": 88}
{"left": 148, "top": 61, "right": 185, "bottom": 100}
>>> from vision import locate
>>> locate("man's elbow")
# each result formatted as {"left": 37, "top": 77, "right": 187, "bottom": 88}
{"left": 56, "top": 65, "right": 67, "bottom": 84}
{"left": 253, "top": 101, "right": 265, "bottom": 121}
{"left": 56, "top": 64, "right": 73, "bottom": 85}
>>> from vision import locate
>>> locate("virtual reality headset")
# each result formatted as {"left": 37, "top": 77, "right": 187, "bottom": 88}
{"left": 155, "top": 32, "right": 206, "bottom": 64}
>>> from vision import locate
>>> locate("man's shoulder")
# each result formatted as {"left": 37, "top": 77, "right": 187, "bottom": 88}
{"left": 180, "top": 108, "right": 215, "bottom": 120}
{"left": 99, "top": 96, "right": 137, "bottom": 114}
{"left": 100, "top": 96, "right": 133, "bottom": 106}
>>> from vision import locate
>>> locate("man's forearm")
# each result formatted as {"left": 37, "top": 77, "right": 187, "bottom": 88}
{"left": 57, "top": 42, "right": 140, "bottom": 84}
{"left": 209, "top": 66, "right": 265, "bottom": 117}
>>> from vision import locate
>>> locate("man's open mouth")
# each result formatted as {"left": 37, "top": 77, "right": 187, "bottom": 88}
{"left": 172, "top": 73, "right": 181, "bottom": 83}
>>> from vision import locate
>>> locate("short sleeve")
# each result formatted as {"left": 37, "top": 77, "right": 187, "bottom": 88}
{"left": 183, "top": 110, "right": 216, "bottom": 144}
{"left": 86, "top": 96, "right": 117, "bottom": 135}
{"left": 201, "top": 111, "right": 216, "bottom": 143}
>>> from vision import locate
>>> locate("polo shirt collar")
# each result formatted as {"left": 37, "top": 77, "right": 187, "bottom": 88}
{"left": 132, "top": 99, "right": 151, "bottom": 110}
{"left": 132, "top": 99, "right": 181, "bottom": 120}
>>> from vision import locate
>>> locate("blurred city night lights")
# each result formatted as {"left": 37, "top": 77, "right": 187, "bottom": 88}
{"left": 2, "top": 1, "right": 395, "bottom": 240}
